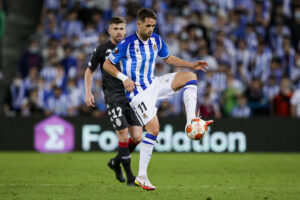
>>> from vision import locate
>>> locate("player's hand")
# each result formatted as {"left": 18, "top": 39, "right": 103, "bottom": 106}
{"left": 123, "top": 78, "right": 135, "bottom": 92}
{"left": 85, "top": 93, "right": 95, "bottom": 107}
{"left": 193, "top": 60, "right": 208, "bottom": 72}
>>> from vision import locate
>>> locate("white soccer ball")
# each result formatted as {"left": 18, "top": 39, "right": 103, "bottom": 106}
{"left": 185, "top": 118, "right": 208, "bottom": 140}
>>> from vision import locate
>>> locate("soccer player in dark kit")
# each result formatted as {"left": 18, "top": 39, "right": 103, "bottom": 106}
{"left": 84, "top": 17, "right": 142, "bottom": 186}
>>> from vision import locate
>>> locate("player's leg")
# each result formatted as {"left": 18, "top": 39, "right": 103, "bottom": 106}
{"left": 108, "top": 128, "right": 128, "bottom": 183}
{"left": 135, "top": 116, "right": 159, "bottom": 190}
{"left": 114, "top": 128, "right": 137, "bottom": 186}
{"left": 171, "top": 71, "right": 198, "bottom": 124}
{"left": 129, "top": 81, "right": 161, "bottom": 190}
{"left": 127, "top": 126, "right": 142, "bottom": 153}
{"left": 126, "top": 104, "right": 143, "bottom": 153}
{"left": 106, "top": 102, "right": 133, "bottom": 184}
{"left": 120, "top": 125, "right": 142, "bottom": 186}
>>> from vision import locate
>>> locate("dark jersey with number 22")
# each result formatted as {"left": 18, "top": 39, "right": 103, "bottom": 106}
{"left": 88, "top": 40, "right": 127, "bottom": 103}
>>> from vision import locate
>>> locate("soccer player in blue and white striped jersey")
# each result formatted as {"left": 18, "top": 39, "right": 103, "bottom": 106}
{"left": 103, "top": 8, "right": 213, "bottom": 190}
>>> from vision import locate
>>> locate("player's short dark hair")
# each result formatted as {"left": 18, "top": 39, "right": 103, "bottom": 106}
{"left": 109, "top": 16, "right": 126, "bottom": 25}
{"left": 137, "top": 8, "right": 156, "bottom": 22}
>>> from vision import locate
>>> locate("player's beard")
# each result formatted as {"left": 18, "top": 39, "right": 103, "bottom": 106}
{"left": 140, "top": 31, "right": 152, "bottom": 40}
{"left": 112, "top": 35, "right": 123, "bottom": 44}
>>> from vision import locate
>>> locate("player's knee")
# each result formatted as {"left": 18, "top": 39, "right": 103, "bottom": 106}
{"left": 132, "top": 135, "right": 142, "bottom": 143}
{"left": 116, "top": 129, "right": 129, "bottom": 142}
{"left": 187, "top": 71, "right": 197, "bottom": 81}
{"left": 183, "top": 72, "right": 197, "bottom": 87}
{"left": 146, "top": 125, "right": 160, "bottom": 136}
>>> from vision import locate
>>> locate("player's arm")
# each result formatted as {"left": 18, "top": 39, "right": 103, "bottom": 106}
{"left": 84, "top": 68, "right": 95, "bottom": 107}
{"left": 158, "top": 37, "right": 208, "bottom": 72}
{"left": 163, "top": 56, "right": 208, "bottom": 72}
{"left": 84, "top": 47, "right": 102, "bottom": 107}
{"left": 103, "top": 59, "right": 135, "bottom": 92}
{"left": 104, "top": 41, "right": 135, "bottom": 92}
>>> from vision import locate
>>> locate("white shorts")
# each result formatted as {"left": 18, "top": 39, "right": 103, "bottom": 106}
{"left": 129, "top": 72, "right": 178, "bottom": 126}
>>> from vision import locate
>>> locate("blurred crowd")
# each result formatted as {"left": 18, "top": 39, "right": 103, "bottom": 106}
{"left": 3, "top": 0, "right": 300, "bottom": 118}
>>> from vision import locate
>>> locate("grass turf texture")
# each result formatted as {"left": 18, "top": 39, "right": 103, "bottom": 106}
{"left": 0, "top": 152, "right": 300, "bottom": 200}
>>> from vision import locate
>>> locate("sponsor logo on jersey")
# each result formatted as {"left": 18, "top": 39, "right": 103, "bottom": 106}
{"left": 113, "top": 47, "right": 119, "bottom": 54}
{"left": 153, "top": 44, "right": 157, "bottom": 50}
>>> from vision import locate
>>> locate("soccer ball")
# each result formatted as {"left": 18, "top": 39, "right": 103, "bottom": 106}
{"left": 185, "top": 118, "right": 208, "bottom": 140}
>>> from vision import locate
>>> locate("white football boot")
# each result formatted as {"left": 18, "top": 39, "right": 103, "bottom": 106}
{"left": 135, "top": 175, "right": 156, "bottom": 190}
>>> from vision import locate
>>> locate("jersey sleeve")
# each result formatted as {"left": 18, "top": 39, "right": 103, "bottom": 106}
{"left": 158, "top": 37, "right": 170, "bottom": 59}
{"left": 107, "top": 39, "right": 128, "bottom": 65}
{"left": 88, "top": 47, "right": 102, "bottom": 72}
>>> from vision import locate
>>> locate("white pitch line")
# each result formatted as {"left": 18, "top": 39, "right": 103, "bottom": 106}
{"left": 0, "top": 184, "right": 299, "bottom": 190}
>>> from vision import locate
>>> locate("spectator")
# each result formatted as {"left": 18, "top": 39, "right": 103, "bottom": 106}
{"left": 291, "top": 88, "right": 300, "bottom": 117}
{"left": 251, "top": 39, "right": 272, "bottom": 80}
{"left": 197, "top": 38, "right": 218, "bottom": 71}
{"left": 272, "top": 77, "right": 293, "bottom": 116}
{"left": 4, "top": 75, "right": 26, "bottom": 116}
{"left": 245, "top": 78, "right": 269, "bottom": 116}
{"left": 263, "top": 76, "right": 280, "bottom": 102}
{"left": 45, "top": 86, "right": 69, "bottom": 116}
{"left": 221, "top": 74, "right": 242, "bottom": 116}
{"left": 11, "top": 0, "right": 300, "bottom": 118}
{"left": 91, "top": 79, "right": 106, "bottom": 117}
{"left": 290, "top": 51, "right": 300, "bottom": 87}
{"left": 50, "top": 64, "right": 67, "bottom": 89}
{"left": 230, "top": 95, "right": 251, "bottom": 118}
{"left": 21, "top": 88, "right": 44, "bottom": 116}
{"left": 80, "top": 22, "right": 98, "bottom": 50}
{"left": 165, "top": 33, "right": 180, "bottom": 57}
{"left": 235, "top": 61, "right": 251, "bottom": 86}
{"left": 198, "top": 92, "right": 221, "bottom": 119}
{"left": 45, "top": 19, "right": 62, "bottom": 40}
{"left": 40, "top": 56, "right": 59, "bottom": 86}
{"left": 281, "top": 37, "right": 296, "bottom": 75}
{"left": 42, "top": 37, "right": 64, "bottom": 61}
{"left": 19, "top": 40, "right": 43, "bottom": 78}
{"left": 91, "top": 10, "right": 107, "bottom": 34}
{"left": 209, "top": 62, "right": 228, "bottom": 94}
{"left": 270, "top": 21, "right": 291, "bottom": 58}
{"left": 160, "top": 13, "right": 182, "bottom": 36}
{"left": 61, "top": 10, "right": 83, "bottom": 38}
{"left": 245, "top": 23, "right": 258, "bottom": 56}
{"left": 24, "top": 66, "right": 39, "bottom": 92}
{"left": 65, "top": 78, "right": 81, "bottom": 116}
{"left": 158, "top": 100, "right": 174, "bottom": 118}
{"left": 290, "top": 6, "right": 300, "bottom": 50}
{"left": 33, "top": 23, "right": 49, "bottom": 50}
{"left": 235, "top": 39, "right": 250, "bottom": 70}
{"left": 61, "top": 44, "right": 77, "bottom": 77}
{"left": 262, "top": 58, "right": 283, "bottom": 84}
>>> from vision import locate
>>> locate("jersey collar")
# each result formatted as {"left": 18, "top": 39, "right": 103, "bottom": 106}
{"left": 136, "top": 32, "right": 150, "bottom": 43}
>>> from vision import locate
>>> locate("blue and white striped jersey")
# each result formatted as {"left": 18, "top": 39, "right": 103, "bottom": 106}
{"left": 108, "top": 32, "right": 170, "bottom": 101}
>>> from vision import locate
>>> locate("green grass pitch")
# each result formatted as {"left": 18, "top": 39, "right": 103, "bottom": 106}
{"left": 0, "top": 152, "right": 300, "bottom": 200}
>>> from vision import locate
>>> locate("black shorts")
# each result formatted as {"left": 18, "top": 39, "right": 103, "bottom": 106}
{"left": 106, "top": 100, "right": 142, "bottom": 131}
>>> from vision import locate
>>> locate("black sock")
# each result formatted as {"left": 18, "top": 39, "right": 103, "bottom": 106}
{"left": 119, "top": 147, "right": 134, "bottom": 180}
{"left": 128, "top": 138, "right": 139, "bottom": 154}
{"left": 112, "top": 152, "right": 121, "bottom": 166}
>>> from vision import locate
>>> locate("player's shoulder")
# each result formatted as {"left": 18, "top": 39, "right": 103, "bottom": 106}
{"left": 119, "top": 34, "right": 137, "bottom": 46}
{"left": 151, "top": 33, "right": 161, "bottom": 40}
{"left": 97, "top": 41, "right": 112, "bottom": 51}
{"left": 93, "top": 41, "right": 112, "bottom": 55}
